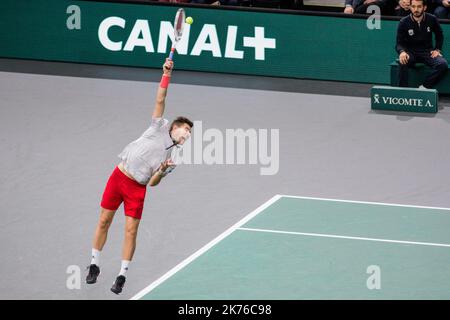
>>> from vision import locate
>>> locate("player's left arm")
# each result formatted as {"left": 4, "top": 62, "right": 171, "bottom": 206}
{"left": 152, "top": 59, "right": 173, "bottom": 119}
{"left": 148, "top": 170, "right": 163, "bottom": 187}
{"left": 148, "top": 159, "right": 176, "bottom": 187}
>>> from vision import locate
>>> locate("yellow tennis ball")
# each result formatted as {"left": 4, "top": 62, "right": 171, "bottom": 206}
{"left": 185, "top": 17, "right": 193, "bottom": 25}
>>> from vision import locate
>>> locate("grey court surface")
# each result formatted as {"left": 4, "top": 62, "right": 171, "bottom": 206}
{"left": 1, "top": 59, "right": 450, "bottom": 299}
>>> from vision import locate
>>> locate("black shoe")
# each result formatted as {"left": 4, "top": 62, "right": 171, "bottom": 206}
{"left": 86, "top": 264, "right": 100, "bottom": 284}
{"left": 111, "top": 275, "right": 126, "bottom": 294}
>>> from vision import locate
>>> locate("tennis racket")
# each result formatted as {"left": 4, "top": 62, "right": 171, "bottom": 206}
{"left": 168, "top": 8, "right": 186, "bottom": 61}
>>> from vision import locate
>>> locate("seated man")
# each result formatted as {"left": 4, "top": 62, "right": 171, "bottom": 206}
{"left": 396, "top": 0, "right": 448, "bottom": 88}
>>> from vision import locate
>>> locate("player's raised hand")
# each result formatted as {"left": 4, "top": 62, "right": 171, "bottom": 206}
{"left": 163, "top": 58, "right": 174, "bottom": 76}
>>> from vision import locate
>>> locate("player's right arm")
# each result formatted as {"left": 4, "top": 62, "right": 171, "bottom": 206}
{"left": 152, "top": 59, "right": 173, "bottom": 119}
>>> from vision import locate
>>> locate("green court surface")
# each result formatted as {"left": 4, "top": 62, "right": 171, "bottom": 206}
{"left": 133, "top": 195, "right": 450, "bottom": 300}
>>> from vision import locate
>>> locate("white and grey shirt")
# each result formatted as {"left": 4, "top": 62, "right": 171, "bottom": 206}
{"left": 118, "top": 117, "right": 174, "bottom": 185}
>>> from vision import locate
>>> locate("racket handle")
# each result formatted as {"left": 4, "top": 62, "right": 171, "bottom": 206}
{"left": 168, "top": 47, "right": 175, "bottom": 60}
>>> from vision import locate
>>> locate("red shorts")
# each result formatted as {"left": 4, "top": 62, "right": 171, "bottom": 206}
{"left": 100, "top": 166, "right": 147, "bottom": 219}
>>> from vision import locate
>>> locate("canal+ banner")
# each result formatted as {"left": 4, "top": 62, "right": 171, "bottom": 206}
{"left": 0, "top": 0, "right": 279, "bottom": 75}
{"left": 0, "top": 0, "right": 415, "bottom": 84}
{"left": 371, "top": 86, "right": 438, "bottom": 113}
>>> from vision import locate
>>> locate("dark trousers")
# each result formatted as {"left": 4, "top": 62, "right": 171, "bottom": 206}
{"left": 434, "top": 6, "right": 450, "bottom": 20}
{"left": 399, "top": 50, "right": 448, "bottom": 88}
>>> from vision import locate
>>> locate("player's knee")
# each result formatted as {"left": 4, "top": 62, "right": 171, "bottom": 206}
{"left": 125, "top": 225, "right": 139, "bottom": 238}
{"left": 99, "top": 216, "right": 113, "bottom": 230}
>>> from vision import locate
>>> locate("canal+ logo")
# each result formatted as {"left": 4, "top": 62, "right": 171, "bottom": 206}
{"left": 98, "top": 17, "right": 276, "bottom": 61}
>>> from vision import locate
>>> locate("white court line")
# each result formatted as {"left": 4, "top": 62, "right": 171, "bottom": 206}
{"left": 130, "top": 194, "right": 283, "bottom": 300}
{"left": 278, "top": 194, "right": 450, "bottom": 212}
{"left": 238, "top": 227, "right": 450, "bottom": 248}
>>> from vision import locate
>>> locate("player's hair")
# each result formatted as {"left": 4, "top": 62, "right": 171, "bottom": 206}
{"left": 170, "top": 116, "right": 194, "bottom": 132}
{"left": 411, "top": 0, "right": 427, "bottom": 5}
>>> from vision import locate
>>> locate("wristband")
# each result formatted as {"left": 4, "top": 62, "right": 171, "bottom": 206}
{"left": 160, "top": 74, "right": 171, "bottom": 88}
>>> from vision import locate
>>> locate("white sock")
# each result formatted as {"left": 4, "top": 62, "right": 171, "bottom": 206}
{"left": 119, "top": 260, "right": 130, "bottom": 277}
{"left": 91, "top": 248, "right": 101, "bottom": 266}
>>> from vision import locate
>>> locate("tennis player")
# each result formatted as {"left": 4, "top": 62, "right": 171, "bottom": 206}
{"left": 86, "top": 58, "right": 193, "bottom": 294}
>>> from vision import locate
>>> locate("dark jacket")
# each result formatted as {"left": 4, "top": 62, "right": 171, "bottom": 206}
{"left": 396, "top": 13, "right": 444, "bottom": 54}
